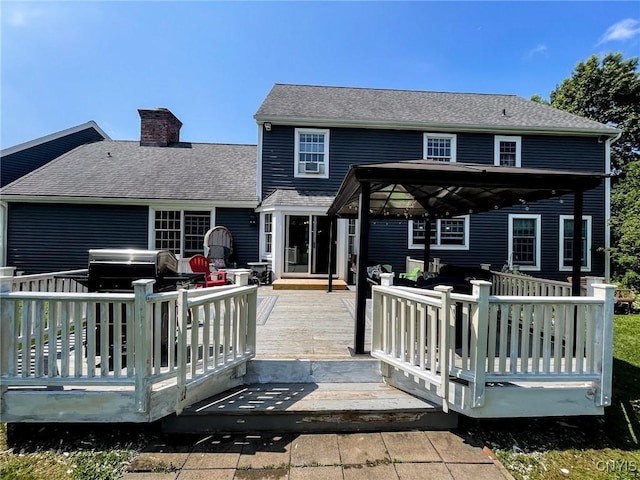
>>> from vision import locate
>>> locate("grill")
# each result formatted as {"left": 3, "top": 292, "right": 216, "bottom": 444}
{"left": 85, "top": 248, "right": 203, "bottom": 292}
{"left": 58, "top": 249, "right": 204, "bottom": 369}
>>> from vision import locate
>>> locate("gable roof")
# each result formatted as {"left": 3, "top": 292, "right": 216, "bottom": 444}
{"left": 1, "top": 140, "right": 257, "bottom": 204}
{"left": 1, "top": 121, "right": 110, "bottom": 187}
{"left": 255, "top": 84, "right": 619, "bottom": 136}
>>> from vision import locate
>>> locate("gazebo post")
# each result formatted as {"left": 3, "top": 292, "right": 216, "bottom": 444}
{"left": 422, "top": 218, "right": 431, "bottom": 276}
{"left": 354, "top": 181, "right": 371, "bottom": 354}
{"left": 571, "top": 190, "right": 584, "bottom": 296}
{"left": 327, "top": 216, "right": 334, "bottom": 293}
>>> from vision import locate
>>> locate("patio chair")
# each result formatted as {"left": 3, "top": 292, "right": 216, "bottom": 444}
{"left": 204, "top": 226, "right": 234, "bottom": 269}
{"left": 188, "top": 254, "right": 227, "bottom": 287}
{"left": 399, "top": 266, "right": 422, "bottom": 281}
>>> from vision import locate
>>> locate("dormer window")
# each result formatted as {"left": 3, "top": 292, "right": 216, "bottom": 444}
{"left": 295, "top": 128, "right": 330, "bottom": 178}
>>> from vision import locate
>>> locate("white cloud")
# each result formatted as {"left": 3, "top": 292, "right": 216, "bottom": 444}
{"left": 598, "top": 18, "right": 640, "bottom": 45}
{"left": 2, "top": 4, "right": 48, "bottom": 28}
{"left": 525, "top": 44, "right": 548, "bottom": 60}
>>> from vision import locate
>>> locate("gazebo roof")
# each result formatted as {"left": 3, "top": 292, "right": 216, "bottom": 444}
{"left": 326, "top": 160, "right": 606, "bottom": 219}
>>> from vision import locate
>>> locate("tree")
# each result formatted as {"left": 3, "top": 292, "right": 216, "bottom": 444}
{"left": 549, "top": 53, "right": 639, "bottom": 171}
{"left": 610, "top": 161, "right": 640, "bottom": 290}
{"left": 544, "top": 53, "right": 640, "bottom": 287}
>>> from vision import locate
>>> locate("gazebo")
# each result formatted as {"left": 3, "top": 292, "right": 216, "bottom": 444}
{"left": 325, "top": 160, "right": 606, "bottom": 354}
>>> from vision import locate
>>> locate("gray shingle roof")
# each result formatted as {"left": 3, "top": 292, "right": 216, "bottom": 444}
{"left": 255, "top": 84, "right": 619, "bottom": 134}
{"left": 1, "top": 141, "right": 257, "bottom": 203}
{"left": 260, "top": 189, "right": 336, "bottom": 208}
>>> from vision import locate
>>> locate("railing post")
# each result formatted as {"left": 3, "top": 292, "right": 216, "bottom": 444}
{"left": 133, "top": 279, "right": 155, "bottom": 414}
{"left": 234, "top": 270, "right": 251, "bottom": 286}
{"left": 247, "top": 287, "right": 257, "bottom": 356}
{"left": 586, "top": 276, "right": 604, "bottom": 297}
{"left": 470, "top": 280, "right": 491, "bottom": 408}
{"left": 379, "top": 272, "right": 394, "bottom": 287}
{"left": 1, "top": 274, "right": 14, "bottom": 409}
{"left": 434, "top": 285, "right": 453, "bottom": 413}
{"left": 175, "top": 288, "right": 189, "bottom": 415}
{"left": 593, "top": 283, "right": 615, "bottom": 407}
{"left": 371, "top": 287, "right": 383, "bottom": 353}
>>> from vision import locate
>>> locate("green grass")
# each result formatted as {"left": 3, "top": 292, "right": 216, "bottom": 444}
{"left": 465, "top": 313, "right": 640, "bottom": 480}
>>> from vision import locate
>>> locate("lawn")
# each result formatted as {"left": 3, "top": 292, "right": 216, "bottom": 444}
{"left": 2, "top": 314, "right": 640, "bottom": 480}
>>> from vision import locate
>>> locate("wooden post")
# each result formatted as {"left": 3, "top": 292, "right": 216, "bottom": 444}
{"left": 234, "top": 270, "right": 250, "bottom": 286}
{"left": 133, "top": 279, "right": 154, "bottom": 414}
{"left": 470, "top": 280, "right": 491, "bottom": 408}
{"left": 593, "top": 283, "right": 615, "bottom": 407}
{"left": 175, "top": 288, "right": 189, "bottom": 415}
{"left": 422, "top": 218, "right": 431, "bottom": 278}
{"left": 435, "top": 285, "right": 453, "bottom": 413}
{"left": 379, "top": 272, "right": 394, "bottom": 287}
{"left": 354, "top": 181, "right": 371, "bottom": 354}
{"left": 1, "top": 274, "right": 14, "bottom": 408}
{"left": 327, "top": 216, "right": 334, "bottom": 293}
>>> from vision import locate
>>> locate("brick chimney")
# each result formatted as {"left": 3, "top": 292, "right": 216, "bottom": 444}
{"left": 138, "top": 108, "right": 183, "bottom": 146}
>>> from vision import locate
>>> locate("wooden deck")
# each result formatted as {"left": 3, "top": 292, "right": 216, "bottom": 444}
{"left": 272, "top": 279, "right": 349, "bottom": 290}
{"left": 254, "top": 287, "right": 369, "bottom": 358}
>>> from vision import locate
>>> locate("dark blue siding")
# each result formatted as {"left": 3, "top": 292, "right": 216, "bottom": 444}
{"left": 7, "top": 203, "right": 148, "bottom": 274}
{"left": 262, "top": 126, "right": 607, "bottom": 279}
{"left": 216, "top": 208, "right": 259, "bottom": 268}
{"left": 262, "top": 126, "right": 423, "bottom": 197}
{"left": 2, "top": 129, "right": 105, "bottom": 187}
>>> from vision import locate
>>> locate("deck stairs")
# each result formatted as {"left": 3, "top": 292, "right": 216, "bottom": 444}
{"left": 162, "top": 358, "right": 458, "bottom": 433}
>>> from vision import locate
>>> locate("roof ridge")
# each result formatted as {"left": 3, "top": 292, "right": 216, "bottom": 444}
{"left": 273, "top": 83, "right": 518, "bottom": 97}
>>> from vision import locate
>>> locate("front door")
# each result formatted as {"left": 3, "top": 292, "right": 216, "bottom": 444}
{"left": 284, "top": 215, "right": 337, "bottom": 276}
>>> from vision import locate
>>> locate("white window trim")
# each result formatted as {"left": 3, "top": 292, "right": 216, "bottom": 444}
{"left": 494, "top": 135, "right": 522, "bottom": 167}
{"left": 559, "top": 215, "right": 592, "bottom": 272}
{"left": 148, "top": 207, "right": 215, "bottom": 259}
{"left": 294, "top": 128, "right": 330, "bottom": 179}
{"left": 508, "top": 214, "right": 541, "bottom": 271}
{"left": 423, "top": 133, "right": 457, "bottom": 162}
{"left": 260, "top": 212, "right": 274, "bottom": 260}
{"left": 408, "top": 215, "right": 470, "bottom": 250}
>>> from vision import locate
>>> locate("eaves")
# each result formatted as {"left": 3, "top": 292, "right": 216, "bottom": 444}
{"left": 253, "top": 116, "right": 621, "bottom": 138}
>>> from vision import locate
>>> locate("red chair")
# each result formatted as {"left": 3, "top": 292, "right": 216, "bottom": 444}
{"left": 188, "top": 254, "right": 227, "bottom": 287}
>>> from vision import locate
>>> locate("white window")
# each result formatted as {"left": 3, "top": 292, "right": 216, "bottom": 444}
{"left": 263, "top": 213, "right": 273, "bottom": 255}
{"left": 409, "top": 216, "right": 469, "bottom": 250}
{"left": 508, "top": 214, "right": 541, "bottom": 271}
{"left": 559, "top": 215, "right": 592, "bottom": 272}
{"left": 423, "top": 133, "right": 456, "bottom": 162}
{"left": 494, "top": 136, "right": 522, "bottom": 167}
{"left": 294, "top": 128, "right": 329, "bottom": 178}
{"left": 153, "top": 210, "right": 211, "bottom": 258}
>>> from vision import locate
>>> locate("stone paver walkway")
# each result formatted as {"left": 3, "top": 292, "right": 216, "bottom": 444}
{"left": 122, "top": 430, "right": 514, "bottom": 480}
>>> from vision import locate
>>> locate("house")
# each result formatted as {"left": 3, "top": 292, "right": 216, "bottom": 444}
{"left": 1, "top": 121, "right": 110, "bottom": 188}
{"left": 253, "top": 84, "right": 620, "bottom": 283}
{"left": 0, "top": 108, "right": 258, "bottom": 274}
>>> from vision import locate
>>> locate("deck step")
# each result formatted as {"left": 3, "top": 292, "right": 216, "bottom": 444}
{"left": 162, "top": 382, "right": 457, "bottom": 433}
{"left": 245, "top": 358, "right": 383, "bottom": 384}
{"left": 272, "top": 279, "right": 349, "bottom": 290}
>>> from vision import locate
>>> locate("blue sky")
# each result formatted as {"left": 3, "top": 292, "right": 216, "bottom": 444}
{"left": 1, "top": 1, "right": 639, "bottom": 149}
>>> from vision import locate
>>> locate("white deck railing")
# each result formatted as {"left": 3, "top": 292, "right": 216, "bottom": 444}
{"left": 0, "top": 273, "right": 257, "bottom": 422}
{"left": 371, "top": 280, "right": 615, "bottom": 415}
{"left": 8, "top": 269, "right": 89, "bottom": 293}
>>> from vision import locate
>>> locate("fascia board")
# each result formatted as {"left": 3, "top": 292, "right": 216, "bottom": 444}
{"left": 254, "top": 116, "right": 620, "bottom": 137}
{"left": 0, "top": 195, "right": 257, "bottom": 209}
